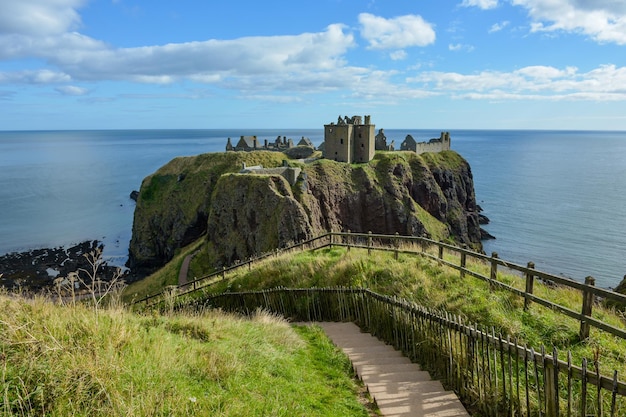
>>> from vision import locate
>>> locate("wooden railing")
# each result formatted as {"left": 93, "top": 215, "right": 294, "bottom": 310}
{"left": 331, "top": 231, "right": 626, "bottom": 341}
{"left": 133, "top": 234, "right": 332, "bottom": 307}
{"left": 134, "top": 231, "right": 626, "bottom": 341}
{"left": 199, "top": 287, "right": 626, "bottom": 417}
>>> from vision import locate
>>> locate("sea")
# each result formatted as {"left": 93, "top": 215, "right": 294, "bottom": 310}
{"left": 1, "top": 129, "right": 625, "bottom": 289}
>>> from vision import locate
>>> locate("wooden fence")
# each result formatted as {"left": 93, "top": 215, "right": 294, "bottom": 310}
{"left": 135, "top": 231, "right": 626, "bottom": 342}
{"left": 199, "top": 287, "right": 626, "bottom": 417}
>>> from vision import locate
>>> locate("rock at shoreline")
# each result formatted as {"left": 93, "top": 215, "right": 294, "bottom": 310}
{"left": 480, "top": 228, "right": 496, "bottom": 240}
{"left": 0, "top": 241, "right": 123, "bottom": 293}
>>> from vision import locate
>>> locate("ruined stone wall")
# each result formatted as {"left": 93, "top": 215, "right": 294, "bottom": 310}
{"left": 413, "top": 132, "right": 451, "bottom": 155}
{"left": 323, "top": 123, "right": 353, "bottom": 162}
{"left": 353, "top": 124, "right": 375, "bottom": 163}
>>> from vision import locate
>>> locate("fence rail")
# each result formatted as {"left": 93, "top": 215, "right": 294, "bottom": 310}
{"left": 199, "top": 287, "right": 626, "bottom": 417}
{"left": 134, "top": 231, "right": 626, "bottom": 341}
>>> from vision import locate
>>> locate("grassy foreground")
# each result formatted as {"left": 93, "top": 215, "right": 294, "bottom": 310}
{"left": 0, "top": 294, "right": 373, "bottom": 416}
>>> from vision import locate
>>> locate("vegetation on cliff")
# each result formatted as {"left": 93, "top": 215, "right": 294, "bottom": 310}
{"left": 129, "top": 150, "right": 482, "bottom": 277}
{"left": 0, "top": 293, "right": 372, "bottom": 416}
{"left": 128, "top": 151, "right": 287, "bottom": 274}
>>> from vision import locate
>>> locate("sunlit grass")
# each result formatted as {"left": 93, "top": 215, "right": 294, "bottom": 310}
{"left": 188, "top": 245, "right": 626, "bottom": 379}
{"left": 0, "top": 294, "right": 372, "bottom": 416}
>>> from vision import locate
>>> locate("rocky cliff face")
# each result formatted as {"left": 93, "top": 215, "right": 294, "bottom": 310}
{"left": 128, "top": 150, "right": 484, "bottom": 274}
{"left": 207, "top": 174, "right": 313, "bottom": 265}
{"left": 127, "top": 151, "right": 289, "bottom": 275}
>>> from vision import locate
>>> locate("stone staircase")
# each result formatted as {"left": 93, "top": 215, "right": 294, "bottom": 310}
{"left": 317, "top": 322, "right": 470, "bottom": 417}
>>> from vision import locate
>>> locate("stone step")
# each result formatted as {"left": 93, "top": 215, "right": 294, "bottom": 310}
{"left": 359, "top": 369, "right": 434, "bottom": 385}
{"left": 375, "top": 391, "right": 470, "bottom": 417}
{"left": 366, "top": 380, "right": 446, "bottom": 397}
{"left": 357, "top": 365, "right": 433, "bottom": 383}
{"left": 316, "top": 321, "right": 470, "bottom": 417}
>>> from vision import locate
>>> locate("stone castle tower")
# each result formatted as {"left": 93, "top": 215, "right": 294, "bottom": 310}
{"left": 323, "top": 115, "right": 375, "bottom": 163}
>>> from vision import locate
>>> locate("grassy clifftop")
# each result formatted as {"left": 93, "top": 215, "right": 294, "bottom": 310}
{"left": 128, "top": 151, "right": 288, "bottom": 274}
{"left": 129, "top": 149, "right": 482, "bottom": 278}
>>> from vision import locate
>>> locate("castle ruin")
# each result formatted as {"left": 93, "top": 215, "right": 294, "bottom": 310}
{"left": 226, "top": 135, "right": 313, "bottom": 152}
{"left": 322, "top": 115, "right": 375, "bottom": 163}
{"left": 322, "top": 115, "right": 451, "bottom": 163}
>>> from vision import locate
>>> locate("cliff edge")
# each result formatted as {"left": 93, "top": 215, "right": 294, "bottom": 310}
{"left": 128, "top": 150, "right": 483, "bottom": 275}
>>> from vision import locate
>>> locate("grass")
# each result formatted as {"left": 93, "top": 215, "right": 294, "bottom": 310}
{"left": 185, "top": 245, "right": 626, "bottom": 379}
{"left": 123, "top": 238, "right": 205, "bottom": 304}
{"left": 0, "top": 293, "right": 374, "bottom": 416}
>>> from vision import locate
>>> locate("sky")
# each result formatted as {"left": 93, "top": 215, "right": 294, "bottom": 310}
{"left": 2, "top": 0, "right": 626, "bottom": 130}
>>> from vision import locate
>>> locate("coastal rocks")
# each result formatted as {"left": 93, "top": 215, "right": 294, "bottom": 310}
{"left": 481, "top": 229, "right": 496, "bottom": 240}
{"left": 0, "top": 241, "right": 123, "bottom": 293}
{"left": 615, "top": 276, "right": 626, "bottom": 294}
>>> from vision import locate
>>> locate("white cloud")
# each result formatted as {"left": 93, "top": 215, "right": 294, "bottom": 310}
{"left": 55, "top": 85, "right": 88, "bottom": 96}
{"left": 408, "top": 64, "right": 626, "bottom": 100}
{"left": 389, "top": 50, "right": 407, "bottom": 60}
{"left": 358, "top": 13, "right": 435, "bottom": 50}
{"left": 0, "top": 0, "right": 85, "bottom": 36}
{"left": 460, "top": 0, "right": 499, "bottom": 10}
{"left": 489, "top": 21, "right": 510, "bottom": 33}
{"left": 0, "top": 24, "right": 356, "bottom": 90}
{"left": 512, "top": 0, "right": 626, "bottom": 44}
{"left": 449, "top": 43, "right": 475, "bottom": 52}
{"left": 0, "top": 69, "right": 71, "bottom": 84}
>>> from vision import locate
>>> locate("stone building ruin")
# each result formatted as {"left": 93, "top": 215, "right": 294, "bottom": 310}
{"left": 322, "top": 115, "right": 376, "bottom": 163}
{"left": 400, "top": 132, "right": 450, "bottom": 153}
{"left": 226, "top": 135, "right": 313, "bottom": 152}
{"left": 240, "top": 161, "right": 302, "bottom": 186}
{"left": 375, "top": 128, "right": 395, "bottom": 151}
{"left": 321, "top": 115, "right": 452, "bottom": 163}
{"left": 225, "top": 115, "right": 452, "bottom": 165}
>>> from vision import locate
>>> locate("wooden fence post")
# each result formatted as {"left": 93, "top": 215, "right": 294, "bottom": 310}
{"left": 524, "top": 262, "right": 535, "bottom": 311}
{"left": 438, "top": 244, "right": 444, "bottom": 261}
{"left": 544, "top": 347, "right": 560, "bottom": 417}
{"left": 368, "top": 231, "right": 372, "bottom": 256}
{"left": 489, "top": 252, "right": 498, "bottom": 289}
{"left": 329, "top": 232, "right": 334, "bottom": 248}
{"left": 222, "top": 267, "right": 226, "bottom": 281}
{"left": 579, "top": 276, "right": 595, "bottom": 341}
{"left": 394, "top": 232, "right": 399, "bottom": 260}
{"left": 460, "top": 252, "right": 467, "bottom": 279}
{"left": 347, "top": 230, "right": 351, "bottom": 252}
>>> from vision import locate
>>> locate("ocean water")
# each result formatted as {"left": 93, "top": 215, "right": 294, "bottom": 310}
{"left": 0, "top": 129, "right": 625, "bottom": 288}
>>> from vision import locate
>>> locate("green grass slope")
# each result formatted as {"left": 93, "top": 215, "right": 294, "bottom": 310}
{"left": 0, "top": 294, "right": 373, "bottom": 417}
{"left": 192, "top": 246, "right": 626, "bottom": 379}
